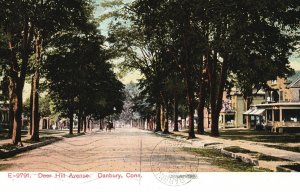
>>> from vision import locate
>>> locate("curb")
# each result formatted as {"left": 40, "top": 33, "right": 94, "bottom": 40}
{"left": 276, "top": 165, "right": 298, "bottom": 172}
{"left": 0, "top": 137, "right": 63, "bottom": 159}
{"left": 221, "top": 149, "right": 259, "bottom": 166}
{"left": 154, "top": 131, "right": 193, "bottom": 144}
{"left": 276, "top": 165, "right": 293, "bottom": 172}
{"left": 203, "top": 142, "right": 223, "bottom": 147}
{"left": 152, "top": 130, "right": 300, "bottom": 171}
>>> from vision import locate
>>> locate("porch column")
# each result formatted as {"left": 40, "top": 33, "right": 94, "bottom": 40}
{"left": 235, "top": 115, "right": 237, "bottom": 128}
{"left": 222, "top": 114, "right": 225, "bottom": 129}
{"left": 279, "top": 109, "right": 283, "bottom": 122}
{"left": 247, "top": 116, "right": 251, "bottom": 129}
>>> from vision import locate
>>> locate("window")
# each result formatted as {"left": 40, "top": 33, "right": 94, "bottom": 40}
{"left": 280, "top": 91, "right": 283, "bottom": 101}
{"left": 274, "top": 110, "right": 280, "bottom": 121}
{"left": 225, "top": 114, "right": 235, "bottom": 123}
{"left": 282, "top": 109, "right": 300, "bottom": 122}
{"left": 267, "top": 110, "right": 272, "bottom": 121}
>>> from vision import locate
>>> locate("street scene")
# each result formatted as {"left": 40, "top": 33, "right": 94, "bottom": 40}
{"left": 0, "top": 128, "right": 216, "bottom": 172}
{"left": 0, "top": 0, "right": 300, "bottom": 175}
{"left": 1, "top": 126, "right": 299, "bottom": 172}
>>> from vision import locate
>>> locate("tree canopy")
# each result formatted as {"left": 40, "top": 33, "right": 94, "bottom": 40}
{"left": 104, "top": 0, "right": 300, "bottom": 137}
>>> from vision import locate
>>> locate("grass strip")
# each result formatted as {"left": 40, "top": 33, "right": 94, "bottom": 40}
{"left": 224, "top": 146, "right": 258, "bottom": 154}
{"left": 265, "top": 144, "right": 300, "bottom": 153}
{"left": 280, "top": 164, "right": 300, "bottom": 172}
{"left": 63, "top": 133, "right": 85, "bottom": 138}
{"left": 184, "top": 147, "right": 271, "bottom": 172}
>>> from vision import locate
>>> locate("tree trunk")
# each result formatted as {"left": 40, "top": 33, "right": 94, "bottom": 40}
{"left": 30, "top": 34, "right": 42, "bottom": 142}
{"left": 186, "top": 78, "right": 196, "bottom": 139}
{"left": 197, "top": 83, "right": 206, "bottom": 134}
{"left": 208, "top": 51, "right": 229, "bottom": 137}
{"left": 9, "top": 50, "right": 24, "bottom": 146}
{"left": 87, "top": 118, "right": 90, "bottom": 131}
{"left": 173, "top": 96, "right": 179, "bottom": 132}
{"left": 154, "top": 103, "right": 161, "bottom": 132}
{"left": 78, "top": 110, "right": 82, "bottom": 134}
{"left": 208, "top": 50, "right": 218, "bottom": 136}
{"left": 8, "top": 18, "right": 33, "bottom": 145}
{"left": 163, "top": 105, "right": 169, "bottom": 134}
{"left": 28, "top": 78, "right": 33, "bottom": 136}
{"left": 30, "top": 70, "right": 40, "bottom": 142}
{"left": 11, "top": 90, "right": 23, "bottom": 146}
{"left": 7, "top": 79, "right": 14, "bottom": 139}
{"left": 182, "top": 13, "right": 196, "bottom": 139}
{"left": 69, "top": 113, "right": 73, "bottom": 135}
{"left": 100, "top": 119, "right": 103, "bottom": 130}
{"left": 160, "top": 104, "right": 165, "bottom": 131}
{"left": 197, "top": 105, "right": 205, "bottom": 134}
{"left": 245, "top": 97, "right": 253, "bottom": 110}
{"left": 187, "top": 100, "right": 195, "bottom": 139}
{"left": 83, "top": 116, "right": 87, "bottom": 132}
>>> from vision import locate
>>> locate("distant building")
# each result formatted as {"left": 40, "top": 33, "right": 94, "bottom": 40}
{"left": 244, "top": 71, "right": 300, "bottom": 132}
{"left": 203, "top": 89, "right": 265, "bottom": 129}
{"left": 266, "top": 71, "right": 300, "bottom": 102}
{"left": 219, "top": 89, "right": 265, "bottom": 129}
{"left": 0, "top": 102, "right": 9, "bottom": 130}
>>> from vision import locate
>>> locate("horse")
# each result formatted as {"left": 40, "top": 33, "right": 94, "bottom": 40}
{"left": 106, "top": 122, "right": 114, "bottom": 132}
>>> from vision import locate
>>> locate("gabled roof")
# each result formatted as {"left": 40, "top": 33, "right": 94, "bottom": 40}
{"left": 287, "top": 71, "right": 300, "bottom": 88}
{"left": 287, "top": 71, "right": 300, "bottom": 83}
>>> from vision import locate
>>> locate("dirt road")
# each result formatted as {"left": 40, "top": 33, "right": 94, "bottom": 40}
{"left": 0, "top": 128, "right": 225, "bottom": 172}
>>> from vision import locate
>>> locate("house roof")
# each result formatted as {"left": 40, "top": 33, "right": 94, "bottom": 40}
{"left": 230, "top": 87, "right": 265, "bottom": 95}
{"left": 256, "top": 102, "right": 300, "bottom": 107}
{"left": 287, "top": 71, "right": 300, "bottom": 88}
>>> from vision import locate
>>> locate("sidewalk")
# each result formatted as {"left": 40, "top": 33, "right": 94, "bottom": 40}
{"left": 0, "top": 129, "right": 70, "bottom": 159}
{"left": 155, "top": 129, "right": 300, "bottom": 171}
{"left": 0, "top": 129, "right": 69, "bottom": 146}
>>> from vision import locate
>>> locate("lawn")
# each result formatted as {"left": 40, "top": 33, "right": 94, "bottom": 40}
{"left": 184, "top": 147, "right": 272, "bottom": 172}
{"left": 219, "top": 130, "right": 300, "bottom": 143}
{"left": 0, "top": 143, "right": 19, "bottom": 151}
{"left": 223, "top": 146, "right": 258, "bottom": 154}
{"left": 0, "top": 164, "right": 12, "bottom": 171}
{"left": 63, "top": 132, "right": 85, "bottom": 138}
{"left": 264, "top": 144, "right": 300, "bottom": 153}
{"left": 223, "top": 146, "right": 290, "bottom": 162}
{"left": 23, "top": 136, "right": 59, "bottom": 144}
{"left": 0, "top": 129, "right": 30, "bottom": 140}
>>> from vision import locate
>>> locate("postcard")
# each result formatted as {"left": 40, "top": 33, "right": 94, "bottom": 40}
{"left": 0, "top": 0, "right": 299, "bottom": 192}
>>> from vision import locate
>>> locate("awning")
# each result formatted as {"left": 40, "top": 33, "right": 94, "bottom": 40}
{"left": 243, "top": 109, "right": 265, "bottom": 116}
{"left": 251, "top": 109, "right": 265, "bottom": 115}
{"left": 243, "top": 109, "right": 255, "bottom": 115}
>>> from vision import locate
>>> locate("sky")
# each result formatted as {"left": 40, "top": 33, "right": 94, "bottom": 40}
{"left": 290, "top": 56, "right": 300, "bottom": 71}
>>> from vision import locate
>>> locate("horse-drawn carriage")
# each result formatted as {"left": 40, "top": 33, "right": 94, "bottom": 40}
{"left": 106, "top": 121, "right": 114, "bottom": 131}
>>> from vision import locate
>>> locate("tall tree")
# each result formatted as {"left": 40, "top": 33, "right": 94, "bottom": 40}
{"left": 0, "top": 0, "right": 96, "bottom": 144}
{"left": 129, "top": 0, "right": 300, "bottom": 137}
{"left": 45, "top": 30, "right": 124, "bottom": 135}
